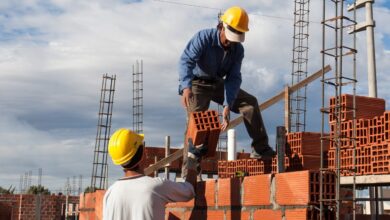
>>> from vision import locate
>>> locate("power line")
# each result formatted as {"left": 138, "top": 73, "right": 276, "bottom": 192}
{"left": 153, "top": 0, "right": 220, "bottom": 10}
{"left": 153, "top": 0, "right": 321, "bottom": 24}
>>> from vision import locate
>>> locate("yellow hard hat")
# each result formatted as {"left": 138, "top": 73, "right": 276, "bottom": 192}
{"left": 108, "top": 128, "right": 144, "bottom": 165}
{"left": 220, "top": 6, "right": 249, "bottom": 33}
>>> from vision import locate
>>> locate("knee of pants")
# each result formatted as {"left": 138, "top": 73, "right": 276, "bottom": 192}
{"left": 246, "top": 94, "right": 259, "bottom": 107}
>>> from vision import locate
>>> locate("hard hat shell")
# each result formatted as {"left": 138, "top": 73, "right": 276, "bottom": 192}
{"left": 108, "top": 128, "right": 144, "bottom": 165}
{"left": 220, "top": 6, "right": 249, "bottom": 33}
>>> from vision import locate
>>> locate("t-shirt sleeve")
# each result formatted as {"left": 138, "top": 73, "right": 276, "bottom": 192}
{"left": 154, "top": 178, "right": 195, "bottom": 203}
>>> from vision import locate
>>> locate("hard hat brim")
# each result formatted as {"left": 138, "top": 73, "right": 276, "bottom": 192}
{"left": 223, "top": 23, "right": 245, "bottom": 43}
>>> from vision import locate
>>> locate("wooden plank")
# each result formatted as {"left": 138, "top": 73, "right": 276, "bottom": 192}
{"left": 226, "top": 65, "right": 331, "bottom": 130}
{"left": 144, "top": 149, "right": 183, "bottom": 175}
{"left": 143, "top": 65, "right": 331, "bottom": 175}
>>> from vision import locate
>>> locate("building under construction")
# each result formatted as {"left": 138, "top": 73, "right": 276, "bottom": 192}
{"left": 1, "top": 1, "right": 389, "bottom": 220}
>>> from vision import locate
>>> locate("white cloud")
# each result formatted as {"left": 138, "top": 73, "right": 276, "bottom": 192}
{"left": 1, "top": 0, "right": 390, "bottom": 191}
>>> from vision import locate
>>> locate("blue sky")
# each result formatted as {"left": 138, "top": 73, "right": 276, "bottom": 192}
{"left": 1, "top": 0, "right": 390, "bottom": 193}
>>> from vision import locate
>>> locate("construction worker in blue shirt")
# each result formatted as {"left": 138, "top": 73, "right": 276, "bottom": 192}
{"left": 178, "top": 6, "right": 276, "bottom": 159}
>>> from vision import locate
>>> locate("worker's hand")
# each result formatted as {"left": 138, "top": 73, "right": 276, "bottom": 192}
{"left": 181, "top": 88, "right": 193, "bottom": 109}
{"left": 221, "top": 105, "right": 230, "bottom": 131}
{"left": 188, "top": 139, "right": 208, "bottom": 159}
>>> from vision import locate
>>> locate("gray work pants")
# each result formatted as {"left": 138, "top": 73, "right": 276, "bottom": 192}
{"left": 187, "top": 79, "right": 270, "bottom": 153}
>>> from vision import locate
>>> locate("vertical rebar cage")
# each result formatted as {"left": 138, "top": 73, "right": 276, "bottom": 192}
{"left": 290, "top": 0, "right": 311, "bottom": 132}
{"left": 320, "top": 0, "right": 357, "bottom": 219}
{"left": 91, "top": 74, "right": 116, "bottom": 190}
{"left": 133, "top": 60, "right": 144, "bottom": 134}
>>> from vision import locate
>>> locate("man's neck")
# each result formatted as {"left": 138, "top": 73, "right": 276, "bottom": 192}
{"left": 124, "top": 169, "right": 143, "bottom": 178}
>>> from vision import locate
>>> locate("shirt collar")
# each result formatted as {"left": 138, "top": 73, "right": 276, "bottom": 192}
{"left": 213, "top": 28, "right": 222, "bottom": 48}
{"left": 214, "top": 28, "right": 236, "bottom": 52}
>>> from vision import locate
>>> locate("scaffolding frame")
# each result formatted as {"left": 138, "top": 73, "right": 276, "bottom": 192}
{"left": 290, "top": 0, "right": 311, "bottom": 132}
{"left": 91, "top": 74, "right": 116, "bottom": 190}
{"left": 133, "top": 60, "right": 143, "bottom": 134}
{"left": 320, "top": 1, "right": 358, "bottom": 219}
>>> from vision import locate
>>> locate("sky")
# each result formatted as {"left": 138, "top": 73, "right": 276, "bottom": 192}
{"left": 1, "top": 0, "right": 390, "bottom": 193}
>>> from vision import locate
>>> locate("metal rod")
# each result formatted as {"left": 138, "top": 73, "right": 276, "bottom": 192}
{"left": 165, "top": 136, "right": 170, "bottom": 180}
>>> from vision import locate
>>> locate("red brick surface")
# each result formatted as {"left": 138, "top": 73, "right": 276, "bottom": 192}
{"left": 79, "top": 190, "right": 106, "bottom": 220}
{"left": 327, "top": 95, "right": 390, "bottom": 176}
{"left": 285, "top": 208, "right": 308, "bottom": 220}
{"left": 186, "top": 110, "right": 221, "bottom": 158}
{"left": 242, "top": 174, "right": 271, "bottom": 206}
{"left": 253, "top": 209, "right": 282, "bottom": 220}
{"left": 217, "top": 178, "right": 241, "bottom": 207}
{"left": 329, "top": 94, "right": 385, "bottom": 122}
{"left": 195, "top": 179, "right": 216, "bottom": 207}
{"left": 276, "top": 171, "right": 310, "bottom": 205}
{"left": 0, "top": 194, "right": 79, "bottom": 220}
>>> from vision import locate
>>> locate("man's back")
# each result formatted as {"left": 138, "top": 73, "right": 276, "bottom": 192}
{"left": 103, "top": 175, "right": 194, "bottom": 220}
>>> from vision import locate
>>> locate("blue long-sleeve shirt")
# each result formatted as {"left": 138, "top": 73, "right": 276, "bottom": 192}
{"left": 178, "top": 28, "right": 244, "bottom": 108}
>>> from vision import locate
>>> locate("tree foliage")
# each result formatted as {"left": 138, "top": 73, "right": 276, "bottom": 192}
{"left": 84, "top": 186, "right": 98, "bottom": 193}
{"left": 0, "top": 186, "right": 15, "bottom": 194}
{"left": 27, "top": 185, "right": 51, "bottom": 195}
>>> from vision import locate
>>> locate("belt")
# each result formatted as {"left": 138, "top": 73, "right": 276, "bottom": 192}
{"left": 193, "top": 76, "right": 218, "bottom": 84}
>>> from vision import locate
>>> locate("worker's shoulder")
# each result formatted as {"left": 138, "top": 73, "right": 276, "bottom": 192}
{"left": 193, "top": 28, "right": 217, "bottom": 39}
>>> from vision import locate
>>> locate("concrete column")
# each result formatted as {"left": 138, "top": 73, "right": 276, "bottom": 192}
{"left": 227, "top": 129, "right": 236, "bottom": 161}
{"left": 366, "top": 1, "right": 377, "bottom": 98}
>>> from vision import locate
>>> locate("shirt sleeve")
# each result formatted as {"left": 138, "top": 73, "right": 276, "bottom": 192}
{"left": 224, "top": 48, "right": 243, "bottom": 108}
{"left": 154, "top": 178, "right": 195, "bottom": 203}
{"left": 178, "top": 31, "right": 206, "bottom": 94}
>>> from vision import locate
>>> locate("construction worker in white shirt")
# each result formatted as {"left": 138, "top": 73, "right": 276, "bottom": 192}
{"left": 103, "top": 128, "right": 201, "bottom": 220}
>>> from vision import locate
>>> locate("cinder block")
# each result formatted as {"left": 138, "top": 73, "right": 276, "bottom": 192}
{"left": 195, "top": 179, "right": 216, "bottom": 207}
{"left": 225, "top": 210, "right": 246, "bottom": 220}
{"left": 275, "top": 170, "right": 335, "bottom": 205}
{"left": 276, "top": 171, "right": 310, "bottom": 205}
{"left": 253, "top": 209, "right": 282, "bottom": 220}
{"left": 329, "top": 94, "right": 385, "bottom": 123}
{"left": 284, "top": 208, "right": 308, "bottom": 220}
{"left": 242, "top": 174, "right": 271, "bottom": 206}
{"left": 94, "top": 190, "right": 105, "bottom": 220}
{"left": 217, "top": 178, "right": 241, "bottom": 207}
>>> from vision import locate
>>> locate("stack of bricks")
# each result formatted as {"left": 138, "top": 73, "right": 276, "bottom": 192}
{"left": 218, "top": 132, "right": 328, "bottom": 178}
{"left": 186, "top": 110, "right": 221, "bottom": 158}
{"left": 218, "top": 159, "right": 273, "bottom": 178}
{"left": 327, "top": 94, "right": 389, "bottom": 176}
{"left": 272, "top": 132, "right": 330, "bottom": 172}
{"left": 166, "top": 170, "right": 336, "bottom": 220}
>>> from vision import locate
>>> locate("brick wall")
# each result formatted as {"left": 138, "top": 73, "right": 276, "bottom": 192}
{"left": 0, "top": 194, "right": 79, "bottom": 220}
{"left": 166, "top": 170, "right": 336, "bottom": 220}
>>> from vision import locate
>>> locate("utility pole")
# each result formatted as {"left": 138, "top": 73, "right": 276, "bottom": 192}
{"left": 347, "top": 0, "right": 377, "bottom": 98}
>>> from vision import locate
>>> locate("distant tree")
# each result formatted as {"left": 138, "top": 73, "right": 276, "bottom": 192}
{"left": 0, "top": 186, "right": 15, "bottom": 194}
{"left": 27, "top": 185, "right": 51, "bottom": 195}
{"left": 84, "top": 186, "right": 98, "bottom": 193}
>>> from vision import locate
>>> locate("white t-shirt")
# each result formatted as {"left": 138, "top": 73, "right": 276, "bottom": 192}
{"left": 103, "top": 175, "right": 195, "bottom": 220}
